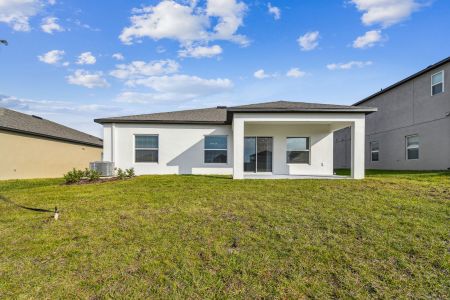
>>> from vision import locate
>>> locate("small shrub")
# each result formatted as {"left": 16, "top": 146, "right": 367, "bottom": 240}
{"left": 86, "top": 169, "right": 101, "bottom": 181}
{"left": 63, "top": 168, "right": 84, "bottom": 184}
{"left": 126, "top": 168, "right": 135, "bottom": 178}
{"left": 117, "top": 168, "right": 127, "bottom": 180}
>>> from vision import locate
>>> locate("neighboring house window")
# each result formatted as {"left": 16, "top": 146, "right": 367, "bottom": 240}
{"left": 370, "top": 141, "right": 379, "bottom": 162}
{"left": 406, "top": 135, "right": 419, "bottom": 160}
{"left": 204, "top": 135, "right": 227, "bottom": 163}
{"left": 135, "top": 135, "right": 158, "bottom": 163}
{"left": 286, "top": 137, "right": 310, "bottom": 164}
{"left": 431, "top": 71, "right": 444, "bottom": 95}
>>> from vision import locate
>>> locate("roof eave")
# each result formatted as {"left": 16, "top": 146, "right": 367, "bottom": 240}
{"left": 227, "top": 108, "right": 378, "bottom": 113}
{"left": 0, "top": 126, "right": 103, "bottom": 148}
{"left": 94, "top": 119, "right": 229, "bottom": 125}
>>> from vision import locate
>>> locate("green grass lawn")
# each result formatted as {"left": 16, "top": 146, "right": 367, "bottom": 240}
{"left": 0, "top": 172, "right": 449, "bottom": 298}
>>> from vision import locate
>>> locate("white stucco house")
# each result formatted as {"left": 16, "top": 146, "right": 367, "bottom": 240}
{"left": 94, "top": 101, "right": 376, "bottom": 179}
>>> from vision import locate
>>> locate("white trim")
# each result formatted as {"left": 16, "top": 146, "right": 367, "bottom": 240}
{"left": 133, "top": 134, "right": 159, "bottom": 163}
{"left": 203, "top": 135, "right": 228, "bottom": 164}
{"left": 405, "top": 134, "right": 419, "bottom": 160}
{"left": 431, "top": 70, "right": 444, "bottom": 96}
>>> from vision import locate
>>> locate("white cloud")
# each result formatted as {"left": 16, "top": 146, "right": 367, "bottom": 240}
{"left": 110, "top": 60, "right": 180, "bottom": 80}
{"left": 38, "top": 49, "right": 65, "bottom": 64}
{"left": 350, "top": 0, "right": 420, "bottom": 28}
{"left": 112, "top": 53, "right": 124, "bottom": 60}
{"left": 126, "top": 74, "right": 233, "bottom": 94}
{"left": 286, "top": 68, "right": 306, "bottom": 78}
{"left": 353, "top": 30, "right": 383, "bottom": 49}
{"left": 115, "top": 91, "right": 188, "bottom": 104}
{"left": 178, "top": 44, "right": 222, "bottom": 58}
{"left": 66, "top": 69, "right": 109, "bottom": 88}
{"left": 0, "top": 93, "right": 120, "bottom": 136}
{"left": 76, "top": 52, "right": 96, "bottom": 65}
{"left": 0, "top": 0, "right": 43, "bottom": 31}
{"left": 267, "top": 3, "right": 280, "bottom": 20}
{"left": 41, "top": 16, "right": 64, "bottom": 34}
{"left": 327, "top": 61, "right": 373, "bottom": 70}
{"left": 297, "top": 31, "right": 320, "bottom": 51}
{"left": 119, "top": 0, "right": 248, "bottom": 48}
{"left": 206, "top": 0, "right": 248, "bottom": 45}
{"left": 253, "top": 69, "right": 275, "bottom": 79}
{"left": 115, "top": 75, "right": 233, "bottom": 103}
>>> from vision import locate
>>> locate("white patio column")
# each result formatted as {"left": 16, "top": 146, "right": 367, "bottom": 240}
{"left": 232, "top": 118, "right": 245, "bottom": 179}
{"left": 351, "top": 118, "right": 365, "bottom": 179}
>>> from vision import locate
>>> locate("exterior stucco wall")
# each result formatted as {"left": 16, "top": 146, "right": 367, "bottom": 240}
{"left": 334, "top": 61, "right": 450, "bottom": 170}
{"left": 105, "top": 113, "right": 366, "bottom": 177}
{"left": 244, "top": 123, "right": 334, "bottom": 175}
{"left": 333, "top": 127, "right": 351, "bottom": 169}
{"left": 107, "top": 123, "right": 234, "bottom": 175}
{"left": 0, "top": 129, "right": 102, "bottom": 180}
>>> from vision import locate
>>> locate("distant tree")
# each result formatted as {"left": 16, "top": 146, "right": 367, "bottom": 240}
{"left": 0, "top": 40, "right": 8, "bottom": 46}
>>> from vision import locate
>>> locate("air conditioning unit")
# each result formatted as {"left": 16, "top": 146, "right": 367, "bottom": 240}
{"left": 90, "top": 161, "right": 114, "bottom": 177}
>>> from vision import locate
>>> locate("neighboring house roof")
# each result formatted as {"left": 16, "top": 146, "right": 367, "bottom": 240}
{"left": 0, "top": 107, "right": 103, "bottom": 147}
{"left": 94, "top": 100, "right": 377, "bottom": 125}
{"left": 354, "top": 56, "right": 450, "bottom": 106}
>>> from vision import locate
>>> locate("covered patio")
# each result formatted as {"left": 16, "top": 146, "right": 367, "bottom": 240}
{"left": 231, "top": 111, "right": 369, "bottom": 179}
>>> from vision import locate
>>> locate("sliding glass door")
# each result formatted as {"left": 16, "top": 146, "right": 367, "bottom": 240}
{"left": 244, "top": 137, "right": 273, "bottom": 173}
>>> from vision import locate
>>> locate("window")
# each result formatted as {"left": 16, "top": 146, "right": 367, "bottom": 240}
{"left": 135, "top": 135, "right": 158, "bottom": 163}
{"left": 370, "top": 141, "right": 379, "bottom": 162}
{"left": 406, "top": 135, "right": 419, "bottom": 160}
{"left": 431, "top": 71, "right": 444, "bottom": 95}
{"left": 204, "top": 135, "right": 227, "bottom": 163}
{"left": 286, "top": 137, "right": 310, "bottom": 164}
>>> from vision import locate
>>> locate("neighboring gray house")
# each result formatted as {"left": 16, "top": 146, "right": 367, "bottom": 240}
{"left": 334, "top": 56, "right": 450, "bottom": 170}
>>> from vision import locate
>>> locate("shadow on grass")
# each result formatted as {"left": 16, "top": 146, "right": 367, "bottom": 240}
{"left": 0, "top": 195, "right": 54, "bottom": 213}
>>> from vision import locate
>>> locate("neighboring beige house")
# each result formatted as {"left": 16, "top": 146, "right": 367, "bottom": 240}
{"left": 0, "top": 108, "right": 103, "bottom": 180}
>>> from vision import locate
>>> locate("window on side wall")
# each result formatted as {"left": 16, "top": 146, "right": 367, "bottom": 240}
{"left": 286, "top": 137, "right": 310, "bottom": 164}
{"left": 406, "top": 135, "right": 419, "bottom": 160}
{"left": 370, "top": 141, "right": 379, "bottom": 162}
{"left": 431, "top": 71, "right": 444, "bottom": 96}
{"left": 204, "top": 135, "right": 227, "bottom": 163}
{"left": 135, "top": 135, "right": 158, "bottom": 163}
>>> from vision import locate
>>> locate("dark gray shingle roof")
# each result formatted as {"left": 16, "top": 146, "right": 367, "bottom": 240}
{"left": 228, "top": 100, "right": 376, "bottom": 111}
{"left": 0, "top": 108, "right": 102, "bottom": 147}
{"left": 95, "top": 100, "right": 376, "bottom": 124}
{"left": 95, "top": 107, "right": 228, "bottom": 124}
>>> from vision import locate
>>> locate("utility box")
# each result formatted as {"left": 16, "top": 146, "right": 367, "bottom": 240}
{"left": 90, "top": 161, "right": 114, "bottom": 177}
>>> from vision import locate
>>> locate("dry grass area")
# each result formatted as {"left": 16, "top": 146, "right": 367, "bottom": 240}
{"left": 0, "top": 171, "right": 449, "bottom": 298}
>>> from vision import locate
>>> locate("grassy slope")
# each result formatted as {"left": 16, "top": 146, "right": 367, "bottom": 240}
{"left": 0, "top": 172, "right": 449, "bottom": 299}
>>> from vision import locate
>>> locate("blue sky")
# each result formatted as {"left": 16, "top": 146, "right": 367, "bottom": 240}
{"left": 0, "top": 0, "right": 449, "bottom": 136}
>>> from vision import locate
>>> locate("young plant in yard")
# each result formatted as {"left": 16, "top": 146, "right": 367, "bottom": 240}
{"left": 125, "top": 168, "right": 135, "bottom": 178}
{"left": 63, "top": 168, "right": 84, "bottom": 184}
{"left": 116, "top": 168, "right": 127, "bottom": 180}
{"left": 86, "top": 169, "right": 101, "bottom": 181}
